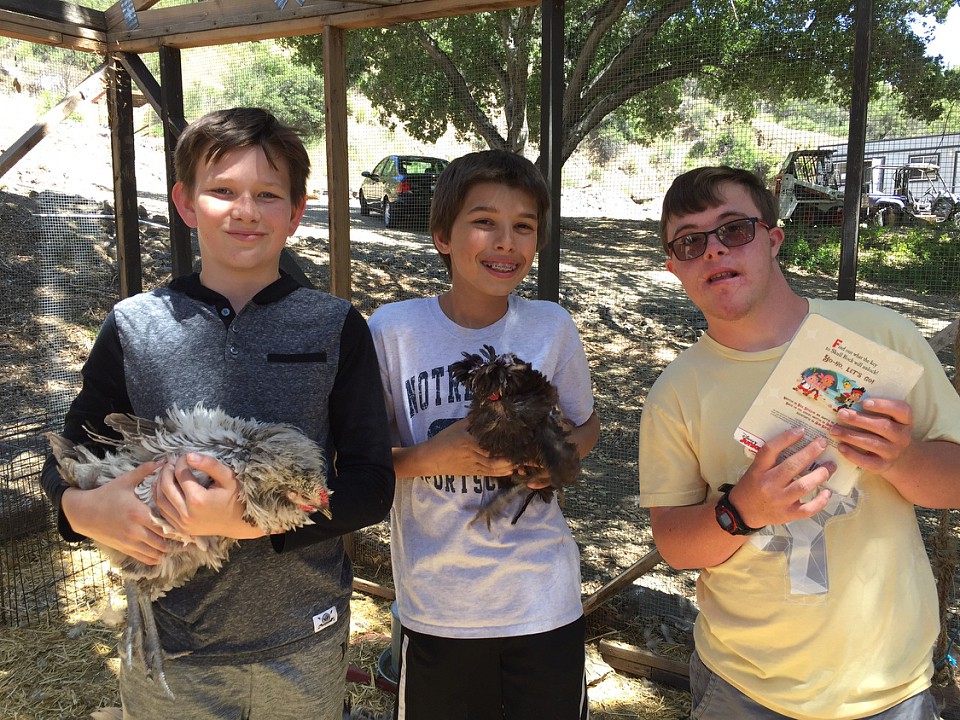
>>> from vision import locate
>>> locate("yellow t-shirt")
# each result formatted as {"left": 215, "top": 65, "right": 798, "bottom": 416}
{"left": 638, "top": 299, "right": 960, "bottom": 720}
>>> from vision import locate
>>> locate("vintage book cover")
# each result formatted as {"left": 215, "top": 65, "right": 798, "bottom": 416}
{"left": 734, "top": 313, "right": 924, "bottom": 495}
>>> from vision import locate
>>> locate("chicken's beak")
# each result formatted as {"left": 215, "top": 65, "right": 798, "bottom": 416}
{"left": 287, "top": 488, "right": 333, "bottom": 519}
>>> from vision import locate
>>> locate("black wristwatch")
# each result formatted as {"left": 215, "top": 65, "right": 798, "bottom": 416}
{"left": 715, "top": 483, "right": 763, "bottom": 535}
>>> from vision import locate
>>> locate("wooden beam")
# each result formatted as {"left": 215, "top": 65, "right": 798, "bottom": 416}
{"left": 324, "top": 24, "right": 352, "bottom": 301}
{"left": 106, "top": 57, "right": 142, "bottom": 299}
{"left": 0, "top": 10, "right": 105, "bottom": 51}
{"left": 101, "top": 0, "right": 537, "bottom": 51}
{"left": 928, "top": 318, "right": 959, "bottom": 355}
{"left": 537, "top": 0, "right": 562, "bottom": 302}
{"left": 353, "top": 577, "right": 396, "bottom": 600}
{"left": 106, "top": 0, "right": 372, "bottom": 51}
{"left": 3, "top": 0, "right": 537, "bottom": 52}
{"left": 582, "top": 548, "right": 662, "bottom": 616}
{"left": 103, "top": 0, "right": 160, "bottom": 31}
{"left": 598, "top": 639, "right": 690, "bottom": 691}
{"left": 0, "top": 0, "right": 106, "bottom": 30}
{"left": 115, "top": 52, "right": 162, "bottom": 117}
{"left": 0, "top": 64, "right": 107, "bottom": 179}
{"left": 330, "top": 0, "right": 537, "bottom": 29}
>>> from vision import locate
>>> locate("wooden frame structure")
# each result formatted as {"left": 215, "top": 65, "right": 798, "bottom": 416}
{"left": 0, "top": 0, "right": 557, "bottom": 301}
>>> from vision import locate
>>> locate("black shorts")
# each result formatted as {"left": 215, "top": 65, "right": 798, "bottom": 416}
{"left": 394, "top": 615, "right": 589, "bottom": 720}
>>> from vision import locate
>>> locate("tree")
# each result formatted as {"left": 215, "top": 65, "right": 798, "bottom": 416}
{"left": 196, "top": 41, "right": 325, "bottom": 140}
{"left": 288, "top": 0, "right": 960, "bottom": 165}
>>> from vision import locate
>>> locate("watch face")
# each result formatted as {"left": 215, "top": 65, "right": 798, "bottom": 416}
{"left": 717, "top": 507, "right": 736, "bottom": 532}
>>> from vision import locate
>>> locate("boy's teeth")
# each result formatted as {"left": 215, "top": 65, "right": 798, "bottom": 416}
{"left": 487, "top": 262, "right": 515, "bottom": 271}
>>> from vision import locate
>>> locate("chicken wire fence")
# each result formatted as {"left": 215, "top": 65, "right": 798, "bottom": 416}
{"left": 1, "top": 10, "right": 958, "bottom": 675}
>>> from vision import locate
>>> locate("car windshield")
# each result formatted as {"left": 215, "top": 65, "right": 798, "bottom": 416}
{"left": 399, "top": 159, "right": 447, "bottom": 175}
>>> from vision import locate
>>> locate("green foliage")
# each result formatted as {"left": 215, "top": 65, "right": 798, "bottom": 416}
{"left": 0, "top": 38, "right": 99, "bottom": 110}
{"left": 686, "top": 123, "right": 782, "bottom": 180}
{"left": 857, "top": 226, "right": 960, "bottom": 293}
{"left": 191, "top": 41, "right": 325, "bottom": 139}
{"left": 761, "top": 92, "right": 852, "bottom": 137}
{"left": 584, "top": 85, "right": 683, "bottom": 164}
{"left": 779, "top": 228, "right": 843, "bottom": 275}
{"left": 289, "top": 0, "right": 960, "bottom": 164}
{"left": 780, "top": 224, "right": 960, "bottom": 294}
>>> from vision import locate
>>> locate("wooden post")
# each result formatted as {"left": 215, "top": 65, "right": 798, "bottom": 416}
{"left": 537, "top": 0, "right": 563, "bottom": 302}
{"left": 159, "top": 46, "right": 193, "bottom": 278}
{"left": 324, "top": 25, "right": 351, "bottom": 301}
{"left": 838, "top": 0, "right": 873, "bottom": 300}
{"left": 107, "top": 55, "right": 142, "bottom": 299}
{"left": 598, "top": 639, "right": 690, "bottom": 690}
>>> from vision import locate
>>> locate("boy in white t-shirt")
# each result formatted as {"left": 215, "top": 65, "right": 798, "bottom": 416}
{"left": 368, "top": 150, "right": 600, "bottom": 720}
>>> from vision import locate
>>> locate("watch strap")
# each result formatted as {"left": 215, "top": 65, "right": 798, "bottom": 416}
{"left": 715, "top": 483, "right": 763, "bottom": 535}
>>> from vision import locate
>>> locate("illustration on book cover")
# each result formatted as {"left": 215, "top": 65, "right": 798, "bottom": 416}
{"left": 735, "top": 313, "right": 924, "bottom": 495}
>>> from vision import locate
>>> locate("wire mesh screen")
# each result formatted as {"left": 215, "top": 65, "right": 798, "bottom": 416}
{"left": 0, "top": 414, "right": 114, "bottom": 626}
{"left": 1, "top": 4, "right": 958, "bottom": 686}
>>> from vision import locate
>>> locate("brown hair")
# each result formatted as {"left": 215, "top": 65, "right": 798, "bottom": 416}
{"left": 174, "top": 107, "right": 311, "bottom": 205}
{"left": 660, "top": 166, "right": 778, "bottom": 254}
{"left": 430, "top": 150, "right": 550, "bottom": 273}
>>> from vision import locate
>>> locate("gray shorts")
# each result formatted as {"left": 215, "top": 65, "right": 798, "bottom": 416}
{"left": 690, "top": 650, "right": 941, "bottom": 720}
{"left": 120, "top": 616, "right": 349, "bottom": 720}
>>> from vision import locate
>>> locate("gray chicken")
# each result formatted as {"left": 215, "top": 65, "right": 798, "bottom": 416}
{"left": 450, "top": 344, "right": 580, "bottom": 528}
{"left": 46, "top": 404, "right": 332, "bottom": 698}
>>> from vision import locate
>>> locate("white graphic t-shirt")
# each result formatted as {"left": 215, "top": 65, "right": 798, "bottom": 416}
{"left": 369, "top": 294, "right": 595, "bottom": 639}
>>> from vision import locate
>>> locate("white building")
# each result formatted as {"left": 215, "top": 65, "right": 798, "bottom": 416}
{"left": 820, "top": 133, "right": 960, "bottom": 194}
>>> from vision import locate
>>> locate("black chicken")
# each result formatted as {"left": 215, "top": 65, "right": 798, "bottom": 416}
{"left": 46, "top": 404, "right": 332, "bottom": 697}
{"left": 450, "top": 344, "right": 580, "bottom": 528}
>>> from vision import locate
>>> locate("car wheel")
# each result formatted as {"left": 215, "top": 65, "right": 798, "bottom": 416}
{"left": 359, "top": 191, "right": 370, "bottom": 216}
{"left": 384, "top": 197, "right": 397, "bottom": 228}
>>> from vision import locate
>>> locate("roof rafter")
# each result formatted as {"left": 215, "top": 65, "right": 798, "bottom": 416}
{"left": 0, "top": 0, "right": 536, "bottom": 54}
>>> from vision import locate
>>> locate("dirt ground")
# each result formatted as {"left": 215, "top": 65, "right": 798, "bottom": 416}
{"left": 1, "top": 119, "right": 958, "bottom": 718}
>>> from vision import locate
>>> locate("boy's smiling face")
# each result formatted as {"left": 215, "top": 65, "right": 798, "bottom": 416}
{"left": 434, "top": 181, "right": 539, "bottom": 323}
{"left": 173, "top": 145, "right": 306, "bottom": 286}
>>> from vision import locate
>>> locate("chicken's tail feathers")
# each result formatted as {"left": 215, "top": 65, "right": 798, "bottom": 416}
{"left": 103, "top": 412, "right": 162, "bottom": 441}
{"left": 45, "top": 432, "right": 101, "bottom": 487}
{"left": 469, "top": 482, "right": 529, "bottom": 530}
{"left": 45, "top": 431, "right": 75, "bottom": 461}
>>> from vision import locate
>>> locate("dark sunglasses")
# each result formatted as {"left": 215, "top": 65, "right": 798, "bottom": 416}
{"left": 667, "top": 217, "right": 770, "bottom": 261}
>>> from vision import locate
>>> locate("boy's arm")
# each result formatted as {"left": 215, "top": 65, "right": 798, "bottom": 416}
{"left": 393, "top": 410, "right": 599, "bottom": 484}
{"left": 568, "top": 410, "right": 600, "bottom": 459}
{"left": 275, "top": 307, "right": 396, "bottom": 552}
{"left": 60, "top": 462, "right": 171, "bottom": 564}
{"left": 392, "top": 418, "right": 516, "bottom": 479}
{"left": 651, "top": 428, "right": 834, "bottom": 570}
